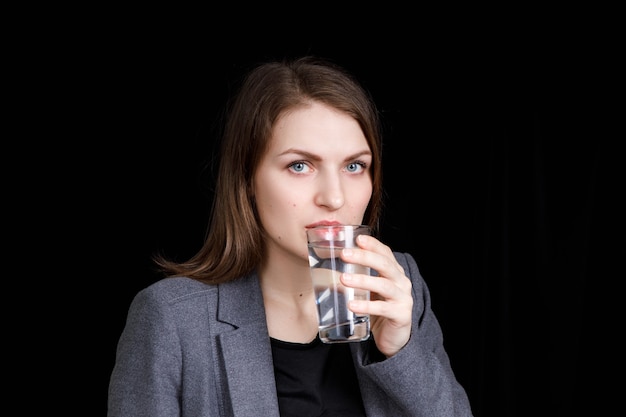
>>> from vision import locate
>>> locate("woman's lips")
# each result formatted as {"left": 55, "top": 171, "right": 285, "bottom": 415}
{"left": 306, "top": 221, "right": 342, "bottom": 229}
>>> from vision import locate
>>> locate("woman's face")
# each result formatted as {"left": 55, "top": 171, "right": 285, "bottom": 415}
{"left": 253, "top": 101, "right": 373, "bottom": 265}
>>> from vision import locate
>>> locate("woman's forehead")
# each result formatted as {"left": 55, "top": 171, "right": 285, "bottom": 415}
{"left": 270, "top": 103, "right": 366, "bottom": 149}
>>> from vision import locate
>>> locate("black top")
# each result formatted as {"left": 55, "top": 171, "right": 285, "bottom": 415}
{"left": 270, "top": 335, "right": 367, "bottom": 417}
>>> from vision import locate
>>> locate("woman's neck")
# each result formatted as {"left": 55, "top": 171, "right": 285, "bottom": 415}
{"left": 259, "top": 260, "right": 319, "bottom": 343}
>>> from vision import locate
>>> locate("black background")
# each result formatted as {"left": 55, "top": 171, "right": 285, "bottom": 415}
{"left": 28, "top": 12, "right": 622, "bottom": 417}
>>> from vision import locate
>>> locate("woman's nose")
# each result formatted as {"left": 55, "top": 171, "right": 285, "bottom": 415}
{"left": 314, "top": 176, "right": 345, "bottom": 210}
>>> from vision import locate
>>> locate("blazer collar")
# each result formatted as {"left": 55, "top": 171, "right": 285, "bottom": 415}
{"left": 218, "top": 272, "right": 266, "bottom": 326}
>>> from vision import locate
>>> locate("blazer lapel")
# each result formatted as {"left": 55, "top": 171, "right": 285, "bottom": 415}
{"left": 217, "top": 273, "right": 281, "bottom": 417}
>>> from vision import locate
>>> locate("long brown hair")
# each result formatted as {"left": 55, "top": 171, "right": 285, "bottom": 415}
{"left": 154, "top": 56, "right": 384, "bottom": 283}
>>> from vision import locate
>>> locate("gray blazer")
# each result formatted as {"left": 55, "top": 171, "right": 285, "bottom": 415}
{"left": 108, "top": 252, "right": 473, "bottom": 416}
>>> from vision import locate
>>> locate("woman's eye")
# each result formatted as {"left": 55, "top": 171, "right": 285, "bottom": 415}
{"left": 346, "top": 162, "right": 365, "bottom": 173}
{"left": 289, "top": 162, "right": 309, "bottom": 173}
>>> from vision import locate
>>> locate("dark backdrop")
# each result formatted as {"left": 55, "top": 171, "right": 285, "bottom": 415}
{"left": 66, "top": 25, "right": 623, "bottom": 417}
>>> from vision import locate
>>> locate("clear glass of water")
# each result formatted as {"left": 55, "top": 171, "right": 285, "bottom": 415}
{"left": 306, "top": 225, "right": 371, "bottom": 343}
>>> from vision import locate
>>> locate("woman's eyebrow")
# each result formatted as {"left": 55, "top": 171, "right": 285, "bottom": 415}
{"left": 277, "top": 148, "right": 321, "bottom": 160}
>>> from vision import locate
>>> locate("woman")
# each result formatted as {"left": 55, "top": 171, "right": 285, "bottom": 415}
{"left": 108, "top": 56, "right": 473, "bottom": 416}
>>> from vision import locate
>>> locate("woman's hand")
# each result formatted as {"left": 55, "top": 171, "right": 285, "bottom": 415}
{"left": 340, "top": 234, "right": 413, "bottom": 357}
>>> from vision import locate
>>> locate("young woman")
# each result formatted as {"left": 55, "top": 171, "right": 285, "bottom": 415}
{"left": 108, "top": 56, "right": 473, "bottom": 416}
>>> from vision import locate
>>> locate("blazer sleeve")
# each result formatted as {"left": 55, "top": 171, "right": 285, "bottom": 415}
{"left": 353, "top": 252, "right": 474, "bottom": 416}
{"left": 108, "top": 283, "right": 185, "bottom": 417}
